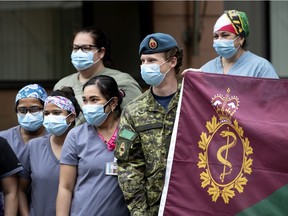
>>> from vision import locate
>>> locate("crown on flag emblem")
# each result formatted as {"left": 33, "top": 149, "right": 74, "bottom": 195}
{"left": 211, "top": 88, "right": 239, "bottom": 123}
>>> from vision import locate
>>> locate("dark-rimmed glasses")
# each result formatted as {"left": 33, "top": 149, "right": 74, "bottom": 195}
{"left": 17, "top": 106, "right": 43, "bottom": 115}
{"left": 72, "top": 45, "right": 98, "bottom": 53}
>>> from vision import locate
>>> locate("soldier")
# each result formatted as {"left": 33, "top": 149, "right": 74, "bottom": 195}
{"left": 115, "top": 33, "right": 183, "bottom": 215}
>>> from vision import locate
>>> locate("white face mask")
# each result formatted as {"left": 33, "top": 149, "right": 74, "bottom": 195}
{"left": 140, "top": 60, "right": 171, "bottom": 86}
{"left": 17, "top": 112, "right": 44, "bottom": 131}
{"left": 43, "top": 115, "right": 71, "bottom": 136}
{"left": 71, "top": 49, "right": 100, "bottom": 71}
{"left": 82, "top": 98, "right": 113, "bottom": 126}
{"left": 213, "top": 36, "right": 240, "bottom": 59}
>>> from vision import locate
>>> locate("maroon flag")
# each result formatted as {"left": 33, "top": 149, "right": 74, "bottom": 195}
{"left": 159, "top": 72, "right": 288, "bottom": 216}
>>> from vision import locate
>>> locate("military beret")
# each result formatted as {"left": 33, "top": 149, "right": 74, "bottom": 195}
{"left": 139, "top": 33, "right": 178, "bottom": 55}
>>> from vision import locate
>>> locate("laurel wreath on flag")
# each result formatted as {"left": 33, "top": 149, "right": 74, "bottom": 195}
{"left": 197, "top": 116, "right": 253, "bottom": 204}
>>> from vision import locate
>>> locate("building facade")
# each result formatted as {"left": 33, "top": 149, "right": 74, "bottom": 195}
{"left": 0, "top": 1, "right": 286, "bottom": 129}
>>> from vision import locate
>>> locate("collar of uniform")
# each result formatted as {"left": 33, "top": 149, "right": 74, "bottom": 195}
{"left": 146, "top": 83, "right": 181, "bottom": 112}
{"left": 167, "top": 83, "right": 182, "bottom": 110}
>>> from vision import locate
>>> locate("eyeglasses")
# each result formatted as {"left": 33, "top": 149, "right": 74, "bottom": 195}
{"left": 72, "top": 44, "right": 98, "bottom": 53}
{"left": 17, "top": 106, "right": 43, "bottom": 115}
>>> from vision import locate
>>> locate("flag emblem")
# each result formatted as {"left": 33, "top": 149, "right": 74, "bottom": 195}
{"left": 197, "top": 88, "right": 253, "bottom": 204}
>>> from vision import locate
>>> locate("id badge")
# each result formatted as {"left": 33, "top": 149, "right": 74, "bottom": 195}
{"left": 105, "top": 162, "right": 118, "bottom": 176}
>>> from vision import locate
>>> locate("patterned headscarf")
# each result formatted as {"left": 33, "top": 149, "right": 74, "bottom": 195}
{"left": 44, "top": 96, "right": 76, "bottom": 114}
{"left": 214, "top": 10, "right": 249, "bottom": 38}
{"left": 15, "top": 84, "right": 47, "bottom": 104}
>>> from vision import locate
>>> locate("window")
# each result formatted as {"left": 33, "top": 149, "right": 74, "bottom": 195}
{"left": 0, "top": 1, "right": 82, "bottom": 82}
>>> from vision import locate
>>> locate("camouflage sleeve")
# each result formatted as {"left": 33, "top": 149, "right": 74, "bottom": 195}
{"left": 115, "top": 109, "right": 148, "bottom": 216}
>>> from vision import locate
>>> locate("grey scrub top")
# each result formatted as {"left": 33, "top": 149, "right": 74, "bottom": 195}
{"left": 61, "top": 123, "right": 130, "bottom": 216}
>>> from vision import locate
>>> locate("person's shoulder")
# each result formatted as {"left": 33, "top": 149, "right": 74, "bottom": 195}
{"left": 201, "top": 56, "right": 219, "bottom": 70}
{"left": 54, "top": 73, "right": 78, "bottom": 89}
{"left": 243, "top": 51, "right": 278, "bottom": 78}
{"left": 102, "top": 68, "right": 141, "bottom": 92}
{"left": 56, "top": 73, "right": 78, "bottom": 82}
{"left": 0, "top": 125, "right": 20, "bottom": 136}
{"left": 0, "top": 137, "right": 13, "bottom": 153}
{"left": 103, "top": 68, "right": 135, "bottom": 79}
{"left": 244, "top": 51, "right": 270, "bottom": 63}
{"left": 244, "top": 51, "right": 276, "bottom": 69}
{"left": 68, "top": 122, "right": 89, "bottom": 135}
{"left": 28, "top": 134, "right": 50, "bottom": 147}
{"left": 123, "top": 90, "right": 149, "bottom": 110}
{"left": 203, "top": 56, "right": 218, "bottom": 64}
{"left": 0, "top": 136, "right": 9, "bottom": 145}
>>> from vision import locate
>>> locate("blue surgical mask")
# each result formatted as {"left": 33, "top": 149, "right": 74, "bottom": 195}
{"left": 43, "top": 115, "right": 70, "bottom": 136}
{"left": 17, "top": 112, "right": 44, "bottom": 132}
{"left": 71, "top": 49, "right": 100, "bottom": 71}
{"left": 213, "top": 37, "right": 239, "bottom": 59}
{"left": 82, "top": 98, "right": 112, "bottom": 126}
{"left": 140, "top": 61, "right": 171, "bottom": 86}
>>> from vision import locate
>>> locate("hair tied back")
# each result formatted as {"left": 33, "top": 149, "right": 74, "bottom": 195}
{"left": 119, "top": 89, "right": 125, "bottom": 98}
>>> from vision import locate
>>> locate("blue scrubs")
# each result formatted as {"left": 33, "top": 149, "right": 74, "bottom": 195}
{"left": 0, "top": 126, "right": 27, "bottom": 164}
{"left": 201, "top": 51, "right": 279, "bottom": 78}
{"left": 21, "top": 134, "right": 59, "bottom": 216}
{"left": 61, "top": 123, "right": 129, "bottom": 216}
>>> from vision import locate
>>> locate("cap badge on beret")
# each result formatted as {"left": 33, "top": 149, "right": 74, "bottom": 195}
{"left": 139, "top": 32, "right": 178, "bottom": 55}
{"left": 148, "top": 37, "right": 158, "bottom": 50}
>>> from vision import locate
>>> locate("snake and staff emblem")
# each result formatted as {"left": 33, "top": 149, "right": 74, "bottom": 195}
{"left": 197, "top": 88, "right": 253, "bottom": 204}
{"left": 217, "top": 129, "right": 237, "bottom": 182}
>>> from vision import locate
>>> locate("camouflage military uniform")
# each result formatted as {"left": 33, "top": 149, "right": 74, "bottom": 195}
{"left": 115, "top": 84, "right": 181, "bottom": 216}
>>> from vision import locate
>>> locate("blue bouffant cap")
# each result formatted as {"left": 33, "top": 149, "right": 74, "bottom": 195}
{"left": 139, "top": 33, "right": 178, "bottom": 55}
{"left": 15, "top": 84, "right": 48, "bottom": 104}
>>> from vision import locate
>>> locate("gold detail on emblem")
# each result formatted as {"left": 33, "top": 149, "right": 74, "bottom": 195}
{"left": 119, "top": 142, "right": 125, "bottom": 157}
{"left": 217, "top": 128, "right": 237, "bottom": 182}
{"left": 148, "top": 38, "right": 158, "bottom": 50}
{"left": 197, "top": 88, "right": 253, "bottom": 204}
